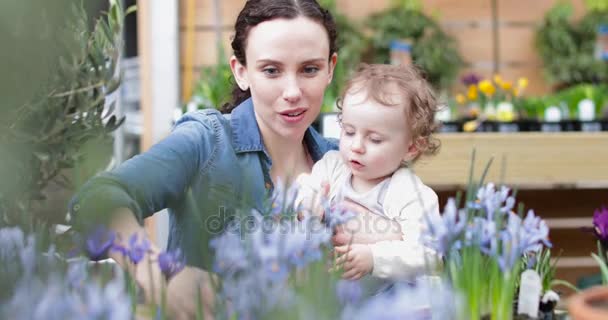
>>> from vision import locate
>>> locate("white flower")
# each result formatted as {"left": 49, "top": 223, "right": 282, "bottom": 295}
{"left": 541, "top": 290, "right": 560, "bottom": 303}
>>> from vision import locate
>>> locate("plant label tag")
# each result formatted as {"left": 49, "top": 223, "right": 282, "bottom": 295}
{"left": 517, "top": 269, "right": 541, "bottom": 318}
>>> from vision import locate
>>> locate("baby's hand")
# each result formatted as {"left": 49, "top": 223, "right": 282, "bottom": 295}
{"left": 334, "top": 244, "right": 373, "bottom": 280}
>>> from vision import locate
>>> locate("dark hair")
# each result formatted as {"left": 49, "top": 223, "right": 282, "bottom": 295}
{"left": 221, "top": 0, "right": 338, "bottom": 113}
{"left": 336, "top": 64, "right": 441, "bottom": 164}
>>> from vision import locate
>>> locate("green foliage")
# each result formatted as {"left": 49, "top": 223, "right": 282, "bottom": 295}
{"left": 0, "top": 0, "right": 132, "bottom": 229}
{"left": 518, "top": 83, "right": 607, "bottom": 119}
{"left": 189, "top": 46, "right": 233, "bottom": 110}
{"left": 535, "top": 1, "right": 608, "bottom": 87}
{"left": 366, "top": 3, "right": 464, "bottom": 91}
{"left": 321, "top": 0, "right": 368, "bottom": 112}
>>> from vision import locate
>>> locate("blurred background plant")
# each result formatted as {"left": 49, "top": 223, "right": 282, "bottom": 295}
{"left": 366, "top": 0, "right": 464, "bottom": 92}
{"left": 186, "top": 45, "right": 232, "bottom": 112}
{"left": 455, "top": 73, "right": 529, "bottom": 124}
{"left": 0, "top": 0, "right": 134, "bottom": 231}
{"left": 535, "top": 1, "right": 608, "bottom": 89}
{"left": 319, "top": 0, "right": 368, "bottom": 113}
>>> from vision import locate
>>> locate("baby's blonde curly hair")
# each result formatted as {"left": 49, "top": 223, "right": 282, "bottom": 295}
{"left": 336, "top": 64, "right": 441, "bottom": 164}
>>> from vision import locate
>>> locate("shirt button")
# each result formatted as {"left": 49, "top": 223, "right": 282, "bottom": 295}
{"left": 73, "top": 204, "right": 80, "bottom": 211}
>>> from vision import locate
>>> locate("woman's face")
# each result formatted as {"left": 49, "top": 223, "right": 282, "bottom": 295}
{"left": 231, "top": 17, "right": 337, "bottom": 141}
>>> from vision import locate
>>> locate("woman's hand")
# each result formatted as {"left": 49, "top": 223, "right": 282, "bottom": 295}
{"left": 164, "top": 266, "right": 216, "bottom": 320}
{"left": 332, "top": 200, "right": 402, "bottom": 246}
{"left": 135, "top": 261, "right": 216, "bottom": 320}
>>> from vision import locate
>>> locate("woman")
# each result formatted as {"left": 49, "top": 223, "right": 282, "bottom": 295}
{"left": 70, "top": 0, "right": 400, "bottom": 318}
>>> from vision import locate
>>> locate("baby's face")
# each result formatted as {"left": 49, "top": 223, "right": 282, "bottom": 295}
{"left": 339, "top": 86, "right": 416, "bottom": 187}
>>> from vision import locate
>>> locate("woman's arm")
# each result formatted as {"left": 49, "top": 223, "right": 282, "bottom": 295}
{"left": 70, "top": 111, "right": 222, "bottom": 319}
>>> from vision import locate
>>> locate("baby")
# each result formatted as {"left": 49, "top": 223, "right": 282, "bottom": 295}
{"left": 296, "top": 64, "right": 441, "bottom": 281}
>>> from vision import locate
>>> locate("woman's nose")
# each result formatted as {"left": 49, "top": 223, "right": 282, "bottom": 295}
{"left": 282, "top": 76, "right": 302, "bottom": 103}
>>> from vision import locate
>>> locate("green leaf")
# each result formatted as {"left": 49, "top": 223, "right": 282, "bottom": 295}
{"left": 592, "top": 253, "right": 608, "bottom": 285}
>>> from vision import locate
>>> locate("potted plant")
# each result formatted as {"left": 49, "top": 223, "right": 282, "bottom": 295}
{"left": 456, "top": 74, "right": 529, "bottom": 133}
{"left": 535, "top": 2, "right": 608, "bottom": 90}
{"left": 365, "top": 0, "right": 464, "bottom": 92}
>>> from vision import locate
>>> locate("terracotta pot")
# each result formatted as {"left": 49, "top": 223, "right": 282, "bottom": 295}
{"left": 568, "top": 286, "right": 608, "bottom": 320}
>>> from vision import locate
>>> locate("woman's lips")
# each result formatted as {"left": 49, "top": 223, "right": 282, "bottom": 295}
{"left": 279, "top": 109, "right": 307, "bottom": 123}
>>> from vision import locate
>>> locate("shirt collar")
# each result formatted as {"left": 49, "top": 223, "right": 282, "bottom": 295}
{"left": 230, "top": 98, "right": 335, "bottom": 161}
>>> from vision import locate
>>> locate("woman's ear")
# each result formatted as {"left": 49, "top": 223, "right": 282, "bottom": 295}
{"left": 327, "top": 53, "right": 338, "bottom": 84}
{"left": 230, "top": 55, "right": 249, "bottom": 91}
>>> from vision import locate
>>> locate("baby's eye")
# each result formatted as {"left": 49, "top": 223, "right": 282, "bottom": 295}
{"left": 369, "top": 137, "right": 383, "bottom": 144}
{"left": 343, "top": 130, "right": 355, "bottom": 136}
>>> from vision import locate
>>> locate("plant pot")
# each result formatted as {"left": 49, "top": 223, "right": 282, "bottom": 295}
{"left": 576, "top": 121, "right": 603, "bottom": 132}
{"left": 568, "top": 286, "right": 608, "bottom": 320}
{"left": 560, "top": 120, "right": 577, "bottom": 132}
{"left": 540, "top": 122, "right": 562, "bottom": 133}
{"left": 478, "top": 120, "right": 498, "bottom": 132}
{"left": 497, "top": 121, "right": 521, "bottom": 133}
{"left": 438, "top": 121, "right": 462, "bottom": 133}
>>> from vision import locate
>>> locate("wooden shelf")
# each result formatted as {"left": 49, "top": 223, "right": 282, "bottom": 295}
{"left": 414, "top": 132, "right": 608, "bottom": 189}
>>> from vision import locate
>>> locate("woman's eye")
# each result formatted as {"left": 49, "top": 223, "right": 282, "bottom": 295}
{"left": 303, "top": 66, "right": 319, "bottom": 74}
{"left": 343, "top": 131, "right": 355, "bottom": 136}
{"left": 370, "top": 137, "right": 383, "bottom": 144}
{"left": 263, "top": 67, "right": 279, "bottom": 76}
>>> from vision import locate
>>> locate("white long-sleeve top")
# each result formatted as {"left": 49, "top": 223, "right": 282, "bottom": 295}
{"left": 296, "top": 150, "right": 441, "bottom": 280}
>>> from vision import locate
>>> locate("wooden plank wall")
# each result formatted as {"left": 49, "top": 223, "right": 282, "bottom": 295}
{"left": 179, "top": 0, "right": 588, "bottom": 96}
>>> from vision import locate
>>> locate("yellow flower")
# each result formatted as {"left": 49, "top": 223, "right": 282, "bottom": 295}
{"left": 468, "top": 105, "right": 480, "bottom": 117}
{"left": 467, "top": 85, "right": 478, "bottom": 100}
{"left": 493, "top": 74, "right": 503, "bottom": 85}
{"left": 463, "top": 120, "right": 479, "bottom": 132}
{"left": 513, "top": 87, "right": 521, "bottom": 97}
{"left": 500, "top": 81, "right": 513, "bottom": 91}
{"left": 478, "top": 80, "right": 495, "bottom": 97}
{"left": 455, "top": 94, "right": 466, "bottom": 105}
{"left": 517, "top": 77, "right": 529, "bottom": 89}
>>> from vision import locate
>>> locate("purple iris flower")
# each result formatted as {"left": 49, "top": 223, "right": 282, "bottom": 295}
{"left": 422, "top": 198, "right": 467, "bottom": 255}
{"left": 593, "top": 206, "right": 608, "bottom": 247}
{"left": 127, "top": 233, "right": 150, "bottom": 265}
{"left": 158, "top": 249, "right": 186, "bottom": 280}
{"left": 85, "top": 226, "right": 116, "bottom": 261}
{"left": 336, "top": 280, "right": 363, "bottom": 305}
{"left": 461, "top": 73, "right": 481, "bottom": 86}
{"left": 470, "top": 183, "right": 514, "bottom": 221}
{"left": 324, "top": 205, "right": 356, "bottom": 229}
{"left": 270, "top": 178, "right": 300, "bottom": 216}
{"left": 521, "top": 210, "right": 552, "bottom": 251}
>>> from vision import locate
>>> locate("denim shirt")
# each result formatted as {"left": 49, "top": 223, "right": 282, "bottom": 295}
{"left": 69, "top": 98, "right": 338, "bottom": 268}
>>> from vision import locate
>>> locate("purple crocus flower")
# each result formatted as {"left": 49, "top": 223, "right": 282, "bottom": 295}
{"left": 158, "top": 249, "right": 186, "bottom": 280}
{"left": 85, "top": 226, "right": 116, "bottom": 261}
{"left": 461, "top": 73, "right": 481, "bottom": 86}
{"left": 593, "top": 206, "right": 608, "bottom": 247}
{"left": 127, "top": 233, "right": 150, "bottom": 265}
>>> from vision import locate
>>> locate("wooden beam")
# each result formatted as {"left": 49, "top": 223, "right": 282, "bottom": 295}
{"left": 415, "top": 132, "right": 608, "bottom": 188}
